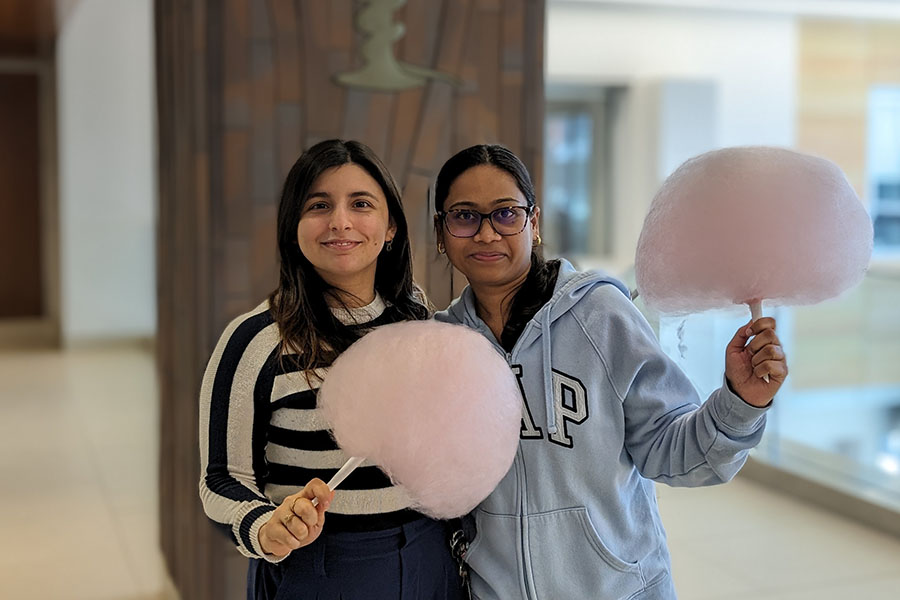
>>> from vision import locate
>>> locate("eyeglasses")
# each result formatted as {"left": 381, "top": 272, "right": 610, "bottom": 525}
{"left": 437, "top": 206, "right": 533, "bottom": 238}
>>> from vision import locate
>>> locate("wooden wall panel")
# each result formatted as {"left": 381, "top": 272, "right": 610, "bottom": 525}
{"left": 0, "top": 73, "right": 42, "bottom": 318}
{"left": 156, "top": 1, "right": 544, "bottom": 598}
{"left": 0, "top": 0, "right": 56, "bottom": 57}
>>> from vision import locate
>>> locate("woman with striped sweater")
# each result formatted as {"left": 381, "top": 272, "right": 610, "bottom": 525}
{"left": 199, "top": 139, "right": 465, "bottom": 599}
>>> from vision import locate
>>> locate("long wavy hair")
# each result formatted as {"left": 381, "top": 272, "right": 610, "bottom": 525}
{"left": 434, "top": 144, "right": 560, "bottom": 351}
{"left": 270, "top": 139, "right": 429, "bottom": 371}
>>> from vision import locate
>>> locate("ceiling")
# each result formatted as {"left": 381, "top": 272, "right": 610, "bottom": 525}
{"left": 557, "top": 0, "right": 900, "bottom": 20}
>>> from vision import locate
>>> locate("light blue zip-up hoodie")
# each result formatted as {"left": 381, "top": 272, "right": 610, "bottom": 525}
{"left": 435, "top": 260, "right": 769, "bottom": 600}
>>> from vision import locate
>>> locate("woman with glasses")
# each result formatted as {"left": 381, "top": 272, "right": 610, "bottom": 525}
{"left": 199, "top": 139, "right": 465, "bottom": 600}
{"left": 433, "top": 144, "right": 788, "bottom": 600}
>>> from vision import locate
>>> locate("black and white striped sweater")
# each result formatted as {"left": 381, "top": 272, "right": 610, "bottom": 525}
{"left": 199, "top": 294, "right": 419, "bottom": 561}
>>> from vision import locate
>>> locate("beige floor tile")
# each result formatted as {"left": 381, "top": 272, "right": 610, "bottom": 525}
{"left": 114, "top": 512, "right": 171, "bottom": 597}
{"left": 702, "top": 511, "right": 896, "bottom": 583}
{"left": 0, "top": 445, "right": 96, "bottom": 495}
{"left": 662, "top": 479, "right": 900, "bottom": 594}
{"left": 657, "top": 478, "right": 802, "bottom": 541}
{"left": 89, "top": 447, "right": 158, "bottom": 512}
{"left": 0, "top": 347, "right": 163, "bottom": 599}
{"left": 759, "top": 575, "right": 900, "bottom": 600}
{"left": 0, "top": 555, "right": 139, "bottom": 600}
{"left": 668, "top": 546, "right": 761, "bottom": 599}
{"left": 0, "top": 487, "right": 123, "bottom": 569}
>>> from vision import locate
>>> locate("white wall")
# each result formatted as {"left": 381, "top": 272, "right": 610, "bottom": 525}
{"left": 57, "top": 0, "right": 156, "bottom": 344}
{"left": 547, "top": 5, "right": 796, "bottom": 148}
{"left": 548, "top": 3, "right": 797, "bottom": 271}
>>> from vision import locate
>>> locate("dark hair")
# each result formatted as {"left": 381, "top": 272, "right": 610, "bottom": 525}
{"left": 270, "top": 139, "right": 429, "bottom": 371}
{"left": 434, "top": 144, "right": 560, "bottom": 351}
{"left": 434, "top": 145, "right": 537, "bottom": 213}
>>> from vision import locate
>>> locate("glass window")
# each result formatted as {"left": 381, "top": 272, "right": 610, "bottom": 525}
{"left": 868, "top": 86, "right": 900, "bottom": 249}
{"left": 543, "top": 86, "right": 621, "bottom": 259}
{"left": 544, "top": 106, "right": 594, "bottom": 256}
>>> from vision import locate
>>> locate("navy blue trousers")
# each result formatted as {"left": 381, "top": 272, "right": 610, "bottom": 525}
{"left": 247, "top": 517, "right": 465, "bottom": 600}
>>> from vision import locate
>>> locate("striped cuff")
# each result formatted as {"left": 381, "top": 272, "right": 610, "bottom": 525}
{"left": 234, "top": 503, "right": 287, "bottom": 563}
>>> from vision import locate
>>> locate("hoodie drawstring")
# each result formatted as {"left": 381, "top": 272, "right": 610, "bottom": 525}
{"left": 542, "top": 307, "right": 556, "bottom": 435}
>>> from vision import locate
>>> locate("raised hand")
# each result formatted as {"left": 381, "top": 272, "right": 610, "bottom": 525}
{"left": 724, "top": 317, "right": 788, "bottom": 408}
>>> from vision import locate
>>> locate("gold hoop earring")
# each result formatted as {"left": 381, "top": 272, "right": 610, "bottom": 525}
{"left": 437, "top": 241, "right": 445, "bottom": 255}
{"left": 534, "top": 234, "right": 542, "bottom": 246}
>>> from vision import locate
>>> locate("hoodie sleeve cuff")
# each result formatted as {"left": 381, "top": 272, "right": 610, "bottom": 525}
{"left": 709, "top": 375, "right": 770, "bottom": 436}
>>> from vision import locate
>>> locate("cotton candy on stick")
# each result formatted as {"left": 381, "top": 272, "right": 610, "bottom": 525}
{"left": 635, "top": 147, "right": 873, "bottom": 380}
{"left": 317, "top": 320, "right": 522, "bottom": 519}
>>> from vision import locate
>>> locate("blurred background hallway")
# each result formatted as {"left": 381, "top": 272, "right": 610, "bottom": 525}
{"left": 2, "top": 0, "right": 900, "bottom": 598}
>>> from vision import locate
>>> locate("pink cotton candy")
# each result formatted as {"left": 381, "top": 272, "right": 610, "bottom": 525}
{"left": 318, "top": 320, "right": 522, "bottom": 519}
{"left": 635, "top": 146, "right": 873, "bottom": 315}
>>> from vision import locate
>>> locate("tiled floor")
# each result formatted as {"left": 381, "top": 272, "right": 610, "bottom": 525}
{"left": 0, "top": 346, "right": 174, "bottom": 600}
{"left": 1, "top": 346, "right": 899, "bottom": 599}
{"left": 657, "top": 482, "right": 900, "bottom": 599}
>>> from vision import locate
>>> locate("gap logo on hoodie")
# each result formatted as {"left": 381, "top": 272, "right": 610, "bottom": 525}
{"left": 513, "top": 364, "right": 588, "bottom": 448}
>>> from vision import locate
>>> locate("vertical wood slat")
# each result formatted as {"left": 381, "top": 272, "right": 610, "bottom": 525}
{"left": 402, "top": 172, "right": 434, "bottom": 283}
{"left": 341, "top": 89, "right": 395, "bottom": 158}
{"left": 157, "top": 2, "right": 544, "bottom": 598}
{"left": 156, "top": 0, "right": 177, "bottom": 592}
{"left": 249, "top": 2, "right": 278, "bottom": 297}
{"left": 522, "top": 0, "right": 544, "bottom": 196}
{"left": 386, "top": 0, "right": 441, "bottom": 183}
{"left": 301, "top": 0, "right": 345, "bottom": 140}
{"left": 157, "top": 1, "right": 230, "bottom": 598}
{"left": 221, "top": 0, "right": 252, "bottom": 325}
{"left": 386, "top": 87, "right": 427, "bottom": 184}
{"left": 327, "top": 0, "right": 354, "bottom": 51}
{"left": 154, "top": 0, "right": 173, "bottom": 576}
{"left": 268, "top": 0, "right": 304, "bottom": 177}
{"left": 0, "top": 73, "right": 43, "bottom": 317}
{"left": 475, "top": 1, "right": 501, "bottom": 142}
{"left": 171, "top": 0, "right": 193, "bottom": 592}
{"left": 499, "top": 0, "right": 524, "bottom": 151}
{"left": 455, "top": 11, "right": 486, "bottom": 148}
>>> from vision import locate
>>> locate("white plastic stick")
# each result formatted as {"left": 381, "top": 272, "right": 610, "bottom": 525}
{"left": 311, "top": 456, "right": 365, "bottom": 506}
{"left": 747, "top": 300, "right": 770, "bottom": 383}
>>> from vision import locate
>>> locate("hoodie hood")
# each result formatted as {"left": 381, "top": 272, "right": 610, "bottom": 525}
{"left": 442, "top": 259, "right": 630, "bottom": 435}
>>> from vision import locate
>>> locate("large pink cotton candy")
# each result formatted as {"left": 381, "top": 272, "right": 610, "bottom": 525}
{"left": 635, "top": 146, "right": 873, "bottom": 315}
{"left": 318, "top": 320, "right": 522, "bottom": 519}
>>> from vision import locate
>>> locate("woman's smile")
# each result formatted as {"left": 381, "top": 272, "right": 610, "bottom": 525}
{"left": 321, "top": 238, "right": 363, "bottom": 251}
{"left": 470, "top": 251, "right": 507, "bottom": 262}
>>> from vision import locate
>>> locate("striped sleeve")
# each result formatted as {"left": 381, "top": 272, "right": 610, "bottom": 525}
{"left": 198, "top": 302, "right": 284, "bottom": 562}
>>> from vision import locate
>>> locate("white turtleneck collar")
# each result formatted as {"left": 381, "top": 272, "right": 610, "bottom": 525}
{"left": 328, "top": 292, "right": 387, "bottom": 325}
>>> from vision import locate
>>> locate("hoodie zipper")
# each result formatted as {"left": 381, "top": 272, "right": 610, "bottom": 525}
{"left": 506, "top": 349, "right": 535, "bottom": 600}
{"left": 472, "top": 317, "right": 551, "bottom": 599}
{"left": 516, "top": 443, "right": 534, "bottom": 599}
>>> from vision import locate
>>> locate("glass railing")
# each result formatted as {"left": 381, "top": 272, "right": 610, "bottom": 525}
{"left": 753, "top": 268, "right": 900, "bottom": 513}
{"left": 620, "top": 265, "right": 900, "bottom": 514}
